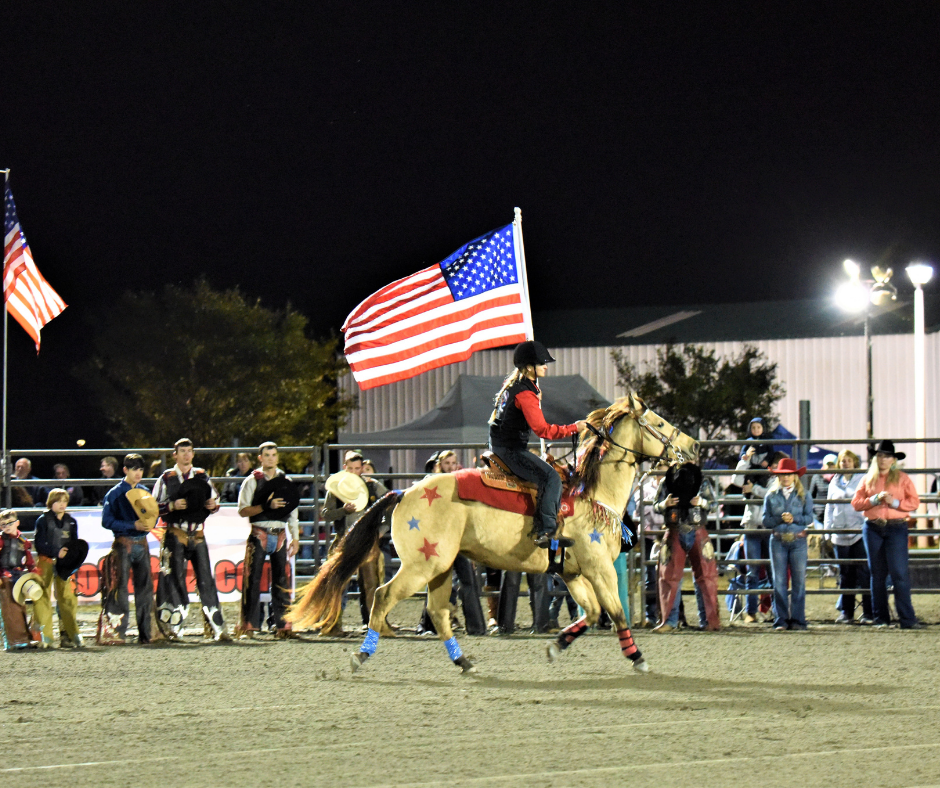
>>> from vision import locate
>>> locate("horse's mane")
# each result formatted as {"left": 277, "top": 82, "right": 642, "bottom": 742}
{"left": 575, "top": 395, "right": 637, "bottom": 496}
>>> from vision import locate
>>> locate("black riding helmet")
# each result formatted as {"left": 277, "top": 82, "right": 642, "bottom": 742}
{"left": 513, "top": 340, "right": 555, "bottom": 368}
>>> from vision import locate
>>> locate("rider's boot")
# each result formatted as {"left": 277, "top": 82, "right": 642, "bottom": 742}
{"left": 534, "top": 525, "right": 574, "bottom": 550}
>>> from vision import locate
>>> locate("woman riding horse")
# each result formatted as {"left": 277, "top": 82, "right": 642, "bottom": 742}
{"left": 287, "top": 389, "right": 699, "bottom": 675}
{"left": 488, "top": 341, "right": 585, "bottom": 548}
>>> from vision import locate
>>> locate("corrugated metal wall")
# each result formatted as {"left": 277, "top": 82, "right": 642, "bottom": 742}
{"left": 340, "top": 334, "right": 940, "bottom": 468}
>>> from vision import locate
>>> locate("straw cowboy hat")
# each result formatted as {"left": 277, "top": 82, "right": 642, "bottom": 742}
{"left": 324, "top": 471, "right": 369, "bottom": 512}
{"left": 126, "top": 488, "right": 159, "bottom": 529}
{"left": 12, "top": 573, "right": 43, "bottom": 605}
{"left": 770, "top": 458, "right": 806, "bottom": 477}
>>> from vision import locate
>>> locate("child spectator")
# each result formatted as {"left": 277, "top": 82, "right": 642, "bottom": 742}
{"left": 32, "top": 489, "right": 83, "bottom": 648}
{"left": 739, "top": 417, "right": 773, "bottom": 486}
{"left": 0, "top": 509, "right": 39, "bottom": 650}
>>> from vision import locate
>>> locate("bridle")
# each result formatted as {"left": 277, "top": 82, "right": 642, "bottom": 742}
{"left": 583, "top": 400, "right": 694, "bottom": 467}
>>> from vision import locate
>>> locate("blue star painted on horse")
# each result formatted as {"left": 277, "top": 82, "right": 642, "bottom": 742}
{"left": 408, "top": 517, "right": 420, "bottom": 530}
{"left": 590, "top": 529, "right": 602, "bottom": 543}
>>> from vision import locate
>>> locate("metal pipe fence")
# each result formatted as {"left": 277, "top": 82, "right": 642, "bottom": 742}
{"left": 6, "top": 437, "right": 940, "bottom": 618}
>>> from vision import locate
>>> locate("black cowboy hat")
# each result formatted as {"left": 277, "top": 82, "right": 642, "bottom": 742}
{"left": 253, "top": 474, "right": 300, "bottom": 515}
{"left": 56, "top": 539, "right": 89, "bottom": 580}
{"left": 424, "top": 451, "right": 441, "bottom": 474}
{"left": 873, "top": 440, "right": 906, "bottom": 461}
{"left": 171, "top": 476, "right": 213, "bottom": 525}
{"left": 663, "top": 462, "right": 703, "bottom": 510}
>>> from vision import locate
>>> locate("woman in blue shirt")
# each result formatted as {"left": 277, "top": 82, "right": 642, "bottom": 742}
{"left": 762, "top": 458, "right": 815, "bottom": 630}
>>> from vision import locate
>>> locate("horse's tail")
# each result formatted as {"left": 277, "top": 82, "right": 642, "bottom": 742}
{"left": 286, "top": 490, "right": 402, "bottom": 631}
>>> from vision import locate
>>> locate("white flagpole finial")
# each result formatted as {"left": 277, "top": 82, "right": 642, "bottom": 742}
{"left": 514, "top": 207, "right": 521, "bottom": 224}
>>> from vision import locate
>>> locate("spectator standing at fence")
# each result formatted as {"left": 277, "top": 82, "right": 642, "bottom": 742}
{"left": 320, "top": 449, "right": 388, "bottom": 635}
{"left": 808, "top": 454, "right": 839, "bottom": 576}
{"left": 87, "top": 456, "right": 119, "bottom": 504}
{"left": 97, "top": 454, "right": 155, "bottom": 645}
{"left": 11, "top": 457, "right": 39, "bottom": 504}
{"left": 762, "top": 458, "right": 814, "bottom": 631}
{"left": 32, "top": 488, "right": 84, "bottom": 648}
{"left": 733, "top": 450, "right": 789, "bottom": 623}
{"left": 851, "top": 440, "right": 922, "bottom": 629}
{"left": 223, "top": 452, "right": 253, "bottom": 503}
{"left": 42, "top": 464, "right": 83, "bottom": 508}
{"left": 152, "top": 439, "right": 230, "bottom": 642}
{"left": 632, "top": 473, "right": 664, "bottom": 626}
{"left": 236, "top": 442, "right": 300, "bottom": 638}
{"left": 652, "top": 463, "right": 721, "bottom": 632}
{"left": 824, "top": 450, "right": 873, "bottom": 624}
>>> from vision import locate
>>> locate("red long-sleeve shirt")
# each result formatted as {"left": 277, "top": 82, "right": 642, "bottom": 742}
{"left": 514, "top": 390, "right": 578, "bottom": 441}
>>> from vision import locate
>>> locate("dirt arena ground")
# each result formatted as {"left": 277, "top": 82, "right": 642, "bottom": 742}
{"left": 4, "top": 587, "right": 940, "bottom": 788}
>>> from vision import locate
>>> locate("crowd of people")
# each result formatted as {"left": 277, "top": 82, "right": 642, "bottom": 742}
{"left": 0, "top": 340, "right": 931, "bottom": 649}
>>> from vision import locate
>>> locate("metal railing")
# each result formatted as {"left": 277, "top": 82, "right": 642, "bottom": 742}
{"left": 6, "top": 437, "right": 940, "bottom": 620}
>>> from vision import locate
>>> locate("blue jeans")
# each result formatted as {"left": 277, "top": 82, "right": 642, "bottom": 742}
{"left": 769, "top": 534, "right": 807, "bottom": 628}
{"left": 862, "top": 522, "right": 916, "bottom": 627}
{"left": 744, "top": 532, "right": 770, "bottom": 616}
{"left": 490, "top": 444, "right": 562, "bottom": 537}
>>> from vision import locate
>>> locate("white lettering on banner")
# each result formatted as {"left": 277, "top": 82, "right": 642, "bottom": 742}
{"left": 69, "top": 508, "right": 264, "bottom": 602}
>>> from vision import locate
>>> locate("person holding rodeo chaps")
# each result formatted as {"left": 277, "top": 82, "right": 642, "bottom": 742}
{"left": 488, "top": 340, "right": 585, "bottom": 549}
{"left": 0, "top": 510, "right": 39, "bottom": 650}
{"left": 98, "top": 454, "right": 155, "bottom": 645}
{"left": 652, "top": 462, "right": 721, "bottom": 631}
{"left": 152, "top": 438, "right": 230, "bottom": 642}
{"left": 32, "top": 488, "right": 85, "bottom": 648}
{"left": 236, "top": 442, "right": 300, "bottom": 638}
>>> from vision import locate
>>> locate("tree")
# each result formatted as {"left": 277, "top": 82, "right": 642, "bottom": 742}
{"left": 611, "top": 343, "right": 785, "bottom": 464}
{"left": 82, "top": 279, "right": 354, "bottom": 470}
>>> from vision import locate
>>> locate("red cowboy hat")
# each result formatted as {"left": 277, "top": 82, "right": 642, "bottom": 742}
{"left": 770, "top": 458, "right": 806, "bottom": 477}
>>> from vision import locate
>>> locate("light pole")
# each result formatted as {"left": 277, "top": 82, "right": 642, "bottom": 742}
{"left": 906, "top": 262, "right": 933, "bottom": 546}
{"left": 835, "top": 259, "right": 897, "bottom": 446}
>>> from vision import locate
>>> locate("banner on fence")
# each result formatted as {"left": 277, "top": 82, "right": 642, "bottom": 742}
{"left": 69, "top": 508, "right": 262, "bottom": 602}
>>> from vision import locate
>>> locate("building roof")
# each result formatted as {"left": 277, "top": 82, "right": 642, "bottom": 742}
{"left": 533, "top": 293, "right": 940, "bottom": 348}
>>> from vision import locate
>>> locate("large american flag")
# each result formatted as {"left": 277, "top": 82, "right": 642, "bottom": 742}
{"left": 4, "top": 182, "right": 66, "bottom": 351}
{"left": 343, "top": 222, "right": 533, "bottom": 390}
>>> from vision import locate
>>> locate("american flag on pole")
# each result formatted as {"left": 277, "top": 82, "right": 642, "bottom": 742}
{"left": 343, "top": 222, "right": 533, "bottom": 390}
{"left": 4, "top": 182, "right": 66, "bottom": 351}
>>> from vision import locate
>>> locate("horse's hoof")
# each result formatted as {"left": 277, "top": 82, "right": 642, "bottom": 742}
{"left": 632, "top": 657, "right": 650, "bottom": 673}
{"left": 350, "top": 652, "right": 369, "bottom": 673}
{"left": 455, "top": 655, "right": 476, "bottom": 673}
{"left": 546, "top": 641, "right": 561, "bottom": 663}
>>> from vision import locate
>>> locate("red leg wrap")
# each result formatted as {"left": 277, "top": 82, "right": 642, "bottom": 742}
{"left": 556, "top": 618, "right": 588, "bottom": 650}
{"left": 618, "top": 627, "right": 641, "bottom": 660}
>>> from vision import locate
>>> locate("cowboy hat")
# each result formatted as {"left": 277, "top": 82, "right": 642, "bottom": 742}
{"left": 770, "top": 458, "right": 806, "bottom": 477}
{"left": 253, "top": 474, "right": 301, "bottom": 515}
{"left": 324, "top": 471, "right": 369, "bottom": 512}
{"left": 12, "top": 573, "right": 43, "bottom": 605}
{"left": 873, "top": 440, "right": 906, "bottom": 461}
{"left": 126, "top": 488, "right": 159, "bottom": 528}
{"left": 55, "top": 539, "right": 89, "bottom": 580}
{"left": 167, "top": 476, "right": 213, "bottom": 525}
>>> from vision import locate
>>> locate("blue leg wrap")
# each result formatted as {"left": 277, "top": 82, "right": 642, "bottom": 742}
{"left": 360, "top": 627, "right": 380, "bottom": 655}
{"left": 444, "top": 636, "right": 463, "bottom": 661}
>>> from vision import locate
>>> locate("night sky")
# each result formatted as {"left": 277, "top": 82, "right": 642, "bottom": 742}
{"left": 3, "top": 3, "right": 939, "bottom": 457}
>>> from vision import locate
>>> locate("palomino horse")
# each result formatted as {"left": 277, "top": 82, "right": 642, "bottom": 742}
{"left": 287, "top": 392, "right": 698, "bottom": 674}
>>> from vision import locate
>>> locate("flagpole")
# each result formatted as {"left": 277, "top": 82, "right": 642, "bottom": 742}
{"left": 512, "top": 207, "right": 535, "bottom": 341}
{"left": 511, "top": 207, "right": 549, "bottom": 454}
{"left": 1, "top": 168, "right": 9, "bottom": 504}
